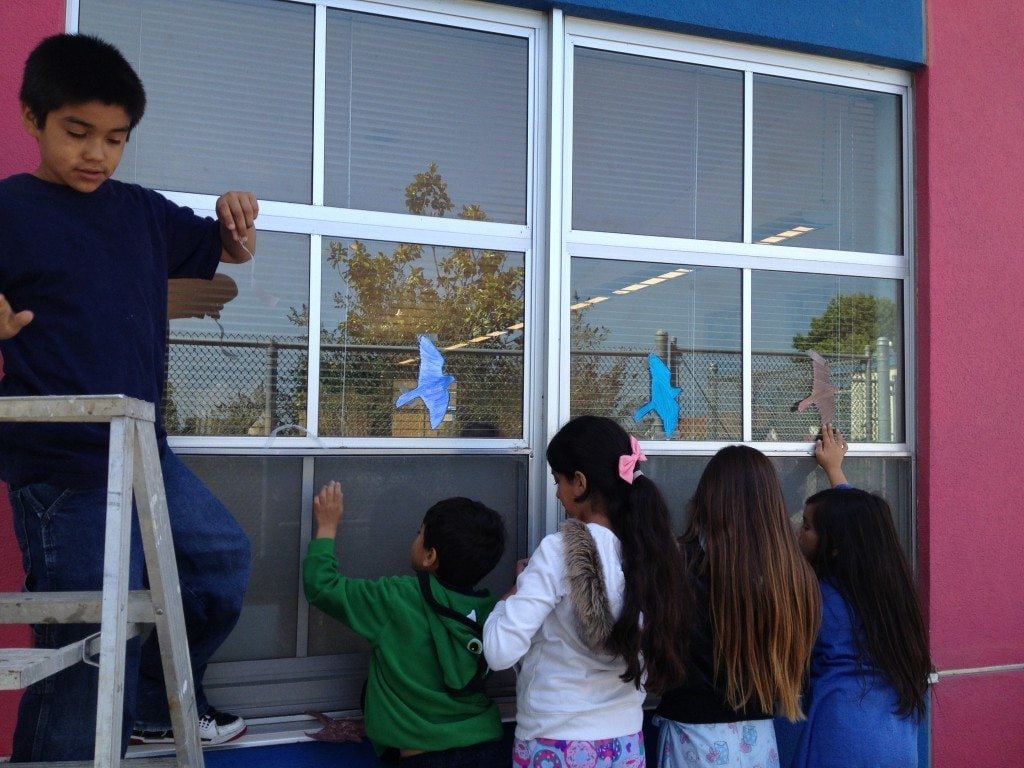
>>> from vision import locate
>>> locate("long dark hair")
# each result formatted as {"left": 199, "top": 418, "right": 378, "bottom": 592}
{"left": 683, "top": 445, "right": 821, "bottom": 720}
{"left": 805, "top": 487, "right": 931, "bottom": 718}
{"left": 546, "top": 415, "right": 691, "bottom": 694}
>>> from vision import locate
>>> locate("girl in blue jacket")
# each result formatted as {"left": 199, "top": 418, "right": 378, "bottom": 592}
{"left": 792, "top": 429, "right": 931, "bottom": 767}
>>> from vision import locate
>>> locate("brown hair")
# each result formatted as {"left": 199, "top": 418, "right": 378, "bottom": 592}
{"left": 683, "top": 445, "right": 820, "bottom": 720}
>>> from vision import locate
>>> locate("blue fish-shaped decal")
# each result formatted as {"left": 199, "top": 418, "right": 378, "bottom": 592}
{"left": 634, "top": 353, "right": 681, "bottom": 438}
{"left": 395, "top": 335, "right": 455, "bottom": 430}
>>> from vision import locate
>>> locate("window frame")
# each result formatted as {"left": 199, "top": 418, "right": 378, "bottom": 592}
{"left": 552, "top": 15, "right": 915, "bottom": 455}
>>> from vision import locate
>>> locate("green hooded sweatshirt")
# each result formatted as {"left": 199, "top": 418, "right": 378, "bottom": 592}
{"left": 303, "top": 538, "right": 502, "bottom": 755}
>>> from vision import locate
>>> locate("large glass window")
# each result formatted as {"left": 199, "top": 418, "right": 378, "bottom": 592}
{"left": 752, "top": 272, "right": 904, "bottom": 442}
{"left": 79, "top": 0, "right": 536, "bottom": 719}
{"left": 166, "top": 232, "right": 311, "bottom": 437}
{"left": 81, "top": 0, "right": 315, "bottom": 203}
{"left": 77, "top": 0, "right": 912, "bottom": 726}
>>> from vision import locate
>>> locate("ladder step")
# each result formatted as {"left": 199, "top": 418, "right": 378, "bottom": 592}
{"left": 0, "top": 645, "right": 88, "bottom": 690}
{"left": 0, "top": 625, "right": 145, "bottom": 689}
{"left": 0, "top": 394, "right": 154, "bottom": 422}
{"left": 26, "top": 757, "right": 184, "bottom": 768}
{"left": 0, "top": 590, "right": 156, "bottom": 624}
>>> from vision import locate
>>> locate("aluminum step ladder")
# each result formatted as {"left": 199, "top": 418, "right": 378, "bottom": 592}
{"left": 0, "top": 395, "right": 204, "bottom": 767}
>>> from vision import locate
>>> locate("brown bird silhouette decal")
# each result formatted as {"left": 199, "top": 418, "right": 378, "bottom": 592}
{"left": 304, "top": 711, "right": 365, "bottom": 743}
{"left": 791, "top": 349, "right": 838, "bottom": 427}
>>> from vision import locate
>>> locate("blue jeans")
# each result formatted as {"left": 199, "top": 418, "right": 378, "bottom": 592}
{"left": 8, "top": 449, "right": 251, "bottom": 762}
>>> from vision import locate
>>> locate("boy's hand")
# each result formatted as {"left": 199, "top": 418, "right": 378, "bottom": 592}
{"left": 313, "top": 481, "right": 344, "bottom": 540}
{"left": 815, "top": 423, "right": 849, "bottom": 487}
{"left": 0, "top": 294, "right": 33, "bottom": 340}
{"left": 216, "top": 191, "right": 259, "bottom": 263}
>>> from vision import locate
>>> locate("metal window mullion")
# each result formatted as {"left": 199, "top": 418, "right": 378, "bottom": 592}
{"left": 536, "top": 7, "right": 567, "bottom": 549}
{"left": 742, "top": 71, "right": 754, "bottom": 444}
{"left": 524, "top": 19, "right": 548, "bottom": 499}
{"left": 65, "top": 0, "right": 80, "bottom": 30}
{"left": 302, "top": 1, "right": 327, "bottom": 441}
{"left": 305, "top": 234, "right": 323, "bottom": 437}
{"left": 295, "top": 455, "right": 316, "bottom": 657}
{"left": 743, "top": 70, "right": 754, "bottom": 245}
{"left": 312, "top": 4, "right": 327, "bottom": 207}
{"left": 742, "top": 268, "right": 752, "bottom": 442}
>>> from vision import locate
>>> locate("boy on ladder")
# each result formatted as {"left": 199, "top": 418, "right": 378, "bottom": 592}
{"left": 0, "top": 33, "right": 255, "bottom": 762}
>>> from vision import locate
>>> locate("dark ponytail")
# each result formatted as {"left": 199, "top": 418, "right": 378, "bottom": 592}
{"left": 547, "top": 415, "right": 691, "bottom": 693}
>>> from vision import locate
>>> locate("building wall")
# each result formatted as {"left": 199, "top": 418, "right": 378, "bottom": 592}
{"left": 0, "top": 3, "right": 66, "bottom": 752}
{"left": 915, "top": 1, "right": 1024, "bottom": 765}
{"left": 5, "top": 1, "right": 1022, "bottom": 765}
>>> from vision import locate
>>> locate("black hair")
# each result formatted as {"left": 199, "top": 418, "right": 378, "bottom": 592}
{"left": 421, "top": 497, "right": 505, "bottom": 589}
{"left": 546, "top": 415, "right": 691, "bottom": 694}
{"left": 804, "top": 487, "right": 932, "bottom": 718}
{"left": 20, "top": 33, "right": 146, "bottom": 129}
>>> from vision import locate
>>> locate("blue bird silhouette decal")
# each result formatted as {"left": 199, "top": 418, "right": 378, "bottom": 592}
{"left": 634, "top": 354, "right": 681, "bottom": 438}
{"left": 395, "top": 335, "right": 455, "bottom": 430}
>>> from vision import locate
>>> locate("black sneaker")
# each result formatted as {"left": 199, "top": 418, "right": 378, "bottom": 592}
{"left": 130, "top": 707, "right": 247, "bottom": 746}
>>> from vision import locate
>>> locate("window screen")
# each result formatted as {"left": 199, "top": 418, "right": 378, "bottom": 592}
{"left": 644, "top": 454, "right": 914, "bottom": 562}
{"left": 307, "top": 454, "right": 526, "bottom": 657}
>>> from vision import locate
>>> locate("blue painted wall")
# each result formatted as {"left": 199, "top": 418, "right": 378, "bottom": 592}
{"left": 493, "top": 0, "right": 925, "bottom": 67}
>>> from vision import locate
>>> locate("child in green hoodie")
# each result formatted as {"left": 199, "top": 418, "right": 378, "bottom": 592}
{"left": 303, "top": 481, "right": 506, "bottom": 766}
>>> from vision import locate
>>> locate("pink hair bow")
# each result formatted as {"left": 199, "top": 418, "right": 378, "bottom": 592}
{"left": 618, "top": 436, "right": 647, "bottom": 484}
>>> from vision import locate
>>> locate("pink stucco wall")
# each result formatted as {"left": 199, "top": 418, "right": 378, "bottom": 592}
{"left": 916, "top": 0, "right": 1024, "bottom": 765}
{"left": 3, "top": 0, "right": 1023, "bottom": 763}
{"left": 0, "top": 1, "right": 67, "bottom": 754}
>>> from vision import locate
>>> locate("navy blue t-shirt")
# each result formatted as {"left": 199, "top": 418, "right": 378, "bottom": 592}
{"left": 0, "top": 174, "right": 222, "bottom": 488}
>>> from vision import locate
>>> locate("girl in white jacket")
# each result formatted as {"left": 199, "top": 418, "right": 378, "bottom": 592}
{"left": 483, "top": 415, "right": 692, "bottom": 767}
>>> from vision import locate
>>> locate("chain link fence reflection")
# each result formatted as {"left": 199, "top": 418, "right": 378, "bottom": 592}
{"left": 165, "top": 333, "right": 897, "bottom": 442}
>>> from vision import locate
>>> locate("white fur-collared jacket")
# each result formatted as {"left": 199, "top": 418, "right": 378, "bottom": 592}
{"left": 482, "top": 519, "right": 644, "bottom": 740}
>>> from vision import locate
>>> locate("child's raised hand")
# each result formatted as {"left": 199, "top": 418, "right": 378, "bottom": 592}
{"left": 215, "top": 191, "right": 259, "bottom": 260}
{"left": 0, "top": 294, "right": 33, "bottom": 340}
{"left": 815, "top": 424, "right": 849, "bottom": 487}
{"left": 313, "top": 481, "right": 344, "bottom": 540}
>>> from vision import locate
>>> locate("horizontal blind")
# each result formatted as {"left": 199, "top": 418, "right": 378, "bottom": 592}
{"left": 572, "top": 47, "right": 743, "bottom": 240}
{"left": 324, "top": 10, "right": 528, "bottom": 223}
{"left": 81, "top": 0, "right": 315, "bottom": 204}
{"left": 752, "top": 75, "right": 902, "bottom": 254}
